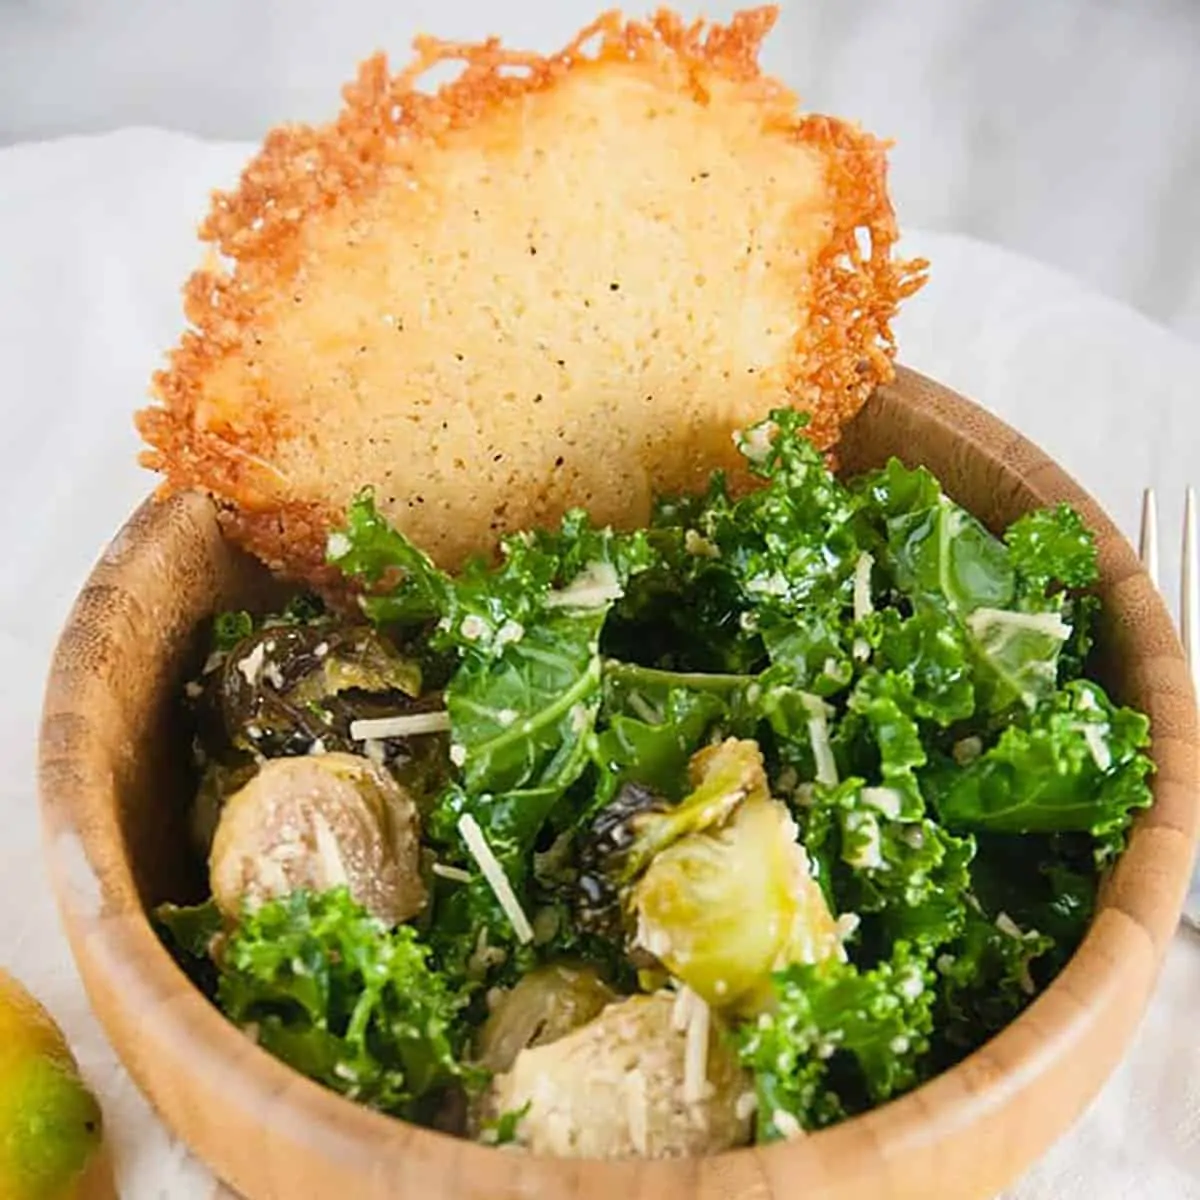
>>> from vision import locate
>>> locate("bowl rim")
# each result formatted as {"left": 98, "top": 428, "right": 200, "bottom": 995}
{"left": 37, "top": 366, "right": 1200, "bottom": 1198}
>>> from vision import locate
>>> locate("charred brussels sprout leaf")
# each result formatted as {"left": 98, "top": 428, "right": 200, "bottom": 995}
{"left": 632, "top": 788, "right": 841, "bottom": 1012}
{"left": 584, "top": 739, "right": 767, "bottom": 892}
{"left": 199, "top": 621, "right": 425, "bottom": 760}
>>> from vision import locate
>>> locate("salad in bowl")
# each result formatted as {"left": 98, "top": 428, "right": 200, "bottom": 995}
{"left": 156, "top": 410, "right": 1152, "bottom": 1158}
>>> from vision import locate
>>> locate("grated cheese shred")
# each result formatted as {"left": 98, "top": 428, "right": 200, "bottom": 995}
{"left": 682, "top": 988, "right": 710, "bottom": 1105}
{"left": 349, "top": 710, "right": 451, "bottom": 740}
{"left": 853, "top": 551, "right": 875, "bottom": 622}
{"left": 431, "top": 862, "right": 473, "bottom": 884}
{"left": 457, "top": 814, "right": 534, "bottom": 943}
{"left": 802, "top": 694, "right": 838, "bottom": 786}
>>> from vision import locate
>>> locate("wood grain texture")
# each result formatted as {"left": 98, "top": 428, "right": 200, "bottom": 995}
{"left": 38, "top": 367, "right": 1200, "bottom": 1200}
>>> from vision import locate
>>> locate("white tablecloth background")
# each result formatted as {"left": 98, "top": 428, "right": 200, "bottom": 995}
{"left": 0, "top": 129, "right": 1196, "bottom": 1198}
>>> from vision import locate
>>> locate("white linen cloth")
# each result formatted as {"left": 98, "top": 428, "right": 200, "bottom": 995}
{"left": 0, "top": 129, "right": 1196, "bottom": 1199}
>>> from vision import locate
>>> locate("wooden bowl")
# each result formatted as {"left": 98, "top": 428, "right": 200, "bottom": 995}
{"left": 39, "top": 368, "right": 1199, "bottom": 1200}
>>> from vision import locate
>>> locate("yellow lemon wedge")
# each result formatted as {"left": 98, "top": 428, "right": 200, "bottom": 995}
{"left": 0, "top": 970, "right": 102, "bottom": 1200}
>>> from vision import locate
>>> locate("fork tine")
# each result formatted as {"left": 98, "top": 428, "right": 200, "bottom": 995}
{"left": 1183, "top": 486, "right": 1197, "bottom": 689}
{"left": 1140, "top": 487, "right": 1159, "bottom": 587}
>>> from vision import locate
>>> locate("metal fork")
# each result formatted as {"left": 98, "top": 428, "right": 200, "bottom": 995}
{"left": 1138, "top": 487, "right": 1199, "bottom": 929}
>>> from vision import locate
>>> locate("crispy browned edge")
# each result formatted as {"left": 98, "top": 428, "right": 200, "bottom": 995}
{"left": 135, "top": 6, "right": 929, "bottom": 583}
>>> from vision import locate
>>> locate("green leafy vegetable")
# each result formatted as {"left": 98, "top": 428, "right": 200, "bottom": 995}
{"left": 479, "top": 1102, "right": 531, "bottom": 1146}
{"left": 933, "top": 904, "right": 1053, "bottom": 1062}
{"left": 326, "top": 490, "right": 452, "bottom": 623}
{"left": 965, "top": 606, "right": 1072, "bottom": 713}
{"left": 163, "top": 406, "right": 1149, "bottom": 1152}
{"left": 856, "top": 459, "right": 1015, "bottom": 616}
{"left": 872, "top": 606, "right": 975, "bottom": 726}
{"left": 739, "top": 942, "right": 936, "bottom": 1135}
{"left": 925, "top": 680, "right": 1153, "bottom": 857}
{"left": 218, "top": 889, "right": 478, "bottom": 1118}
{"left": 1006, "top": 504, "right": 1099, "bottom": 600}
{"left": 213, "top": 610, "right": 254, "bottom": 653}
{"left": 154, "top": 899, "right": 224, "bottom": 987}
{"left": 803, "top": 777, "right": 974, "bottom": 953}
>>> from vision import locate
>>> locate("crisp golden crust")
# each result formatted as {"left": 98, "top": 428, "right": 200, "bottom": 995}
{"left": 137, "top": 7, "right": 926, "bottom": 581}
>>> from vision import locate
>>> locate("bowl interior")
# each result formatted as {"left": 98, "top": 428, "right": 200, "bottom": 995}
{"left": 39, "top": 367, "right": 1199, "bottom": 1200}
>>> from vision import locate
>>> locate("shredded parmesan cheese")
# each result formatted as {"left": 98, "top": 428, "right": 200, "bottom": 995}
{"left": 835, "top": 912, "right": 861, "bottom": 942}
{"left": 853, "top": 551, "right": 875, "bottom": 622}
{"left": 861, "top": 786, "right": 903, "bottom": 819}
{"left": 682, "top": 990, "right": 710, "bottom": 1105}
{"left": 310, "top": 813, "right": 349, "bottom": 889}
{"left": 494, "top": 619, "right": 525, "bottom": 648}
{"left": 236, "top": 642, "right": 266, "bottom": 685}
{"left": 671, "top": 984, "right": 695, "bottom": 1032}
{"left": 771, "top": 1109, "right": 804, "bottom": 1139}
{"left": 802, "top": 693, "right": 838, "bottom": 786}
{"left": 684, "top": 528, "right": 720, "bottom": 558}
{"left": 623, "top": 1070, "right": 650, "bottom": 1154}
{"left": 952, "top": 735, "right": 983, "bottom": 765}
{"left": 1081, "top": 723, "right": 1112, "bottom": 772}
{"left": 735, "top": 421, "right": 775, "bottom": 462}
{"left": 458, "top": 814, "right": 534, "bottom": 943}
{"left": 460, "top": 614, "right": 489, "bottom": 641}
{"left": 431, "top": 862, "right": 473, "bottom": 883}
{"left": 349, "top": 711, "right": 451, "bottom": 740}
{"left": 995, "top": 911, "right": 1024, "bottom": 939}
{"left": 543, "top": 560, "right": 624, "bottom": 609}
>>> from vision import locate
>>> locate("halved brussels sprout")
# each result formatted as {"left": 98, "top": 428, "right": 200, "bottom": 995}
{"left": 201, "top": 622, "right": 425, "bottom": 759}
{"left": 580, "top": 738, "right": 844, "bottom": 1012}
{"left": 475, "top": 963, "right": 616, "bottom": 1073}
{"left": 577, "top": 738, "right": 771, "bottom": 936}
{"left": 632, "top": 789, "right": 842, "bottom": 1012}
{"left": 209, "top": 752, "right": 426, "bottom": 925}
{"left": 484, "top": 991, "right": 752, "bottom": 1158}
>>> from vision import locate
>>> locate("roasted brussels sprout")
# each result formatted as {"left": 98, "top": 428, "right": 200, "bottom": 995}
{"left": 189, "top": 757, "right": 259, "bottom": 856}
{"left": 209, "top": 752, "right": 426, "bottom": 925}
{"left": 475, "top": 964, "right": 617, "bottom": 1073}
{"left": 577, "top": 740, "right": 765, "bottom": 934}
{"left": 580, "top": 739, "right": 844, "bottom": 1011}
{"left": 484, "top": 991, "right": 752, "bottom": 1158}
{"left": 632, "top": 790, "right": 842, "bottom": 1012}
{"left": 198, "top": 622, "right": 426, "bottom": 760}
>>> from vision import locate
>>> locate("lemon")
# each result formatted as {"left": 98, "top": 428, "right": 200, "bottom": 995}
{"left": 0, "top": 970, "right": 102, "bottom": 1200}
